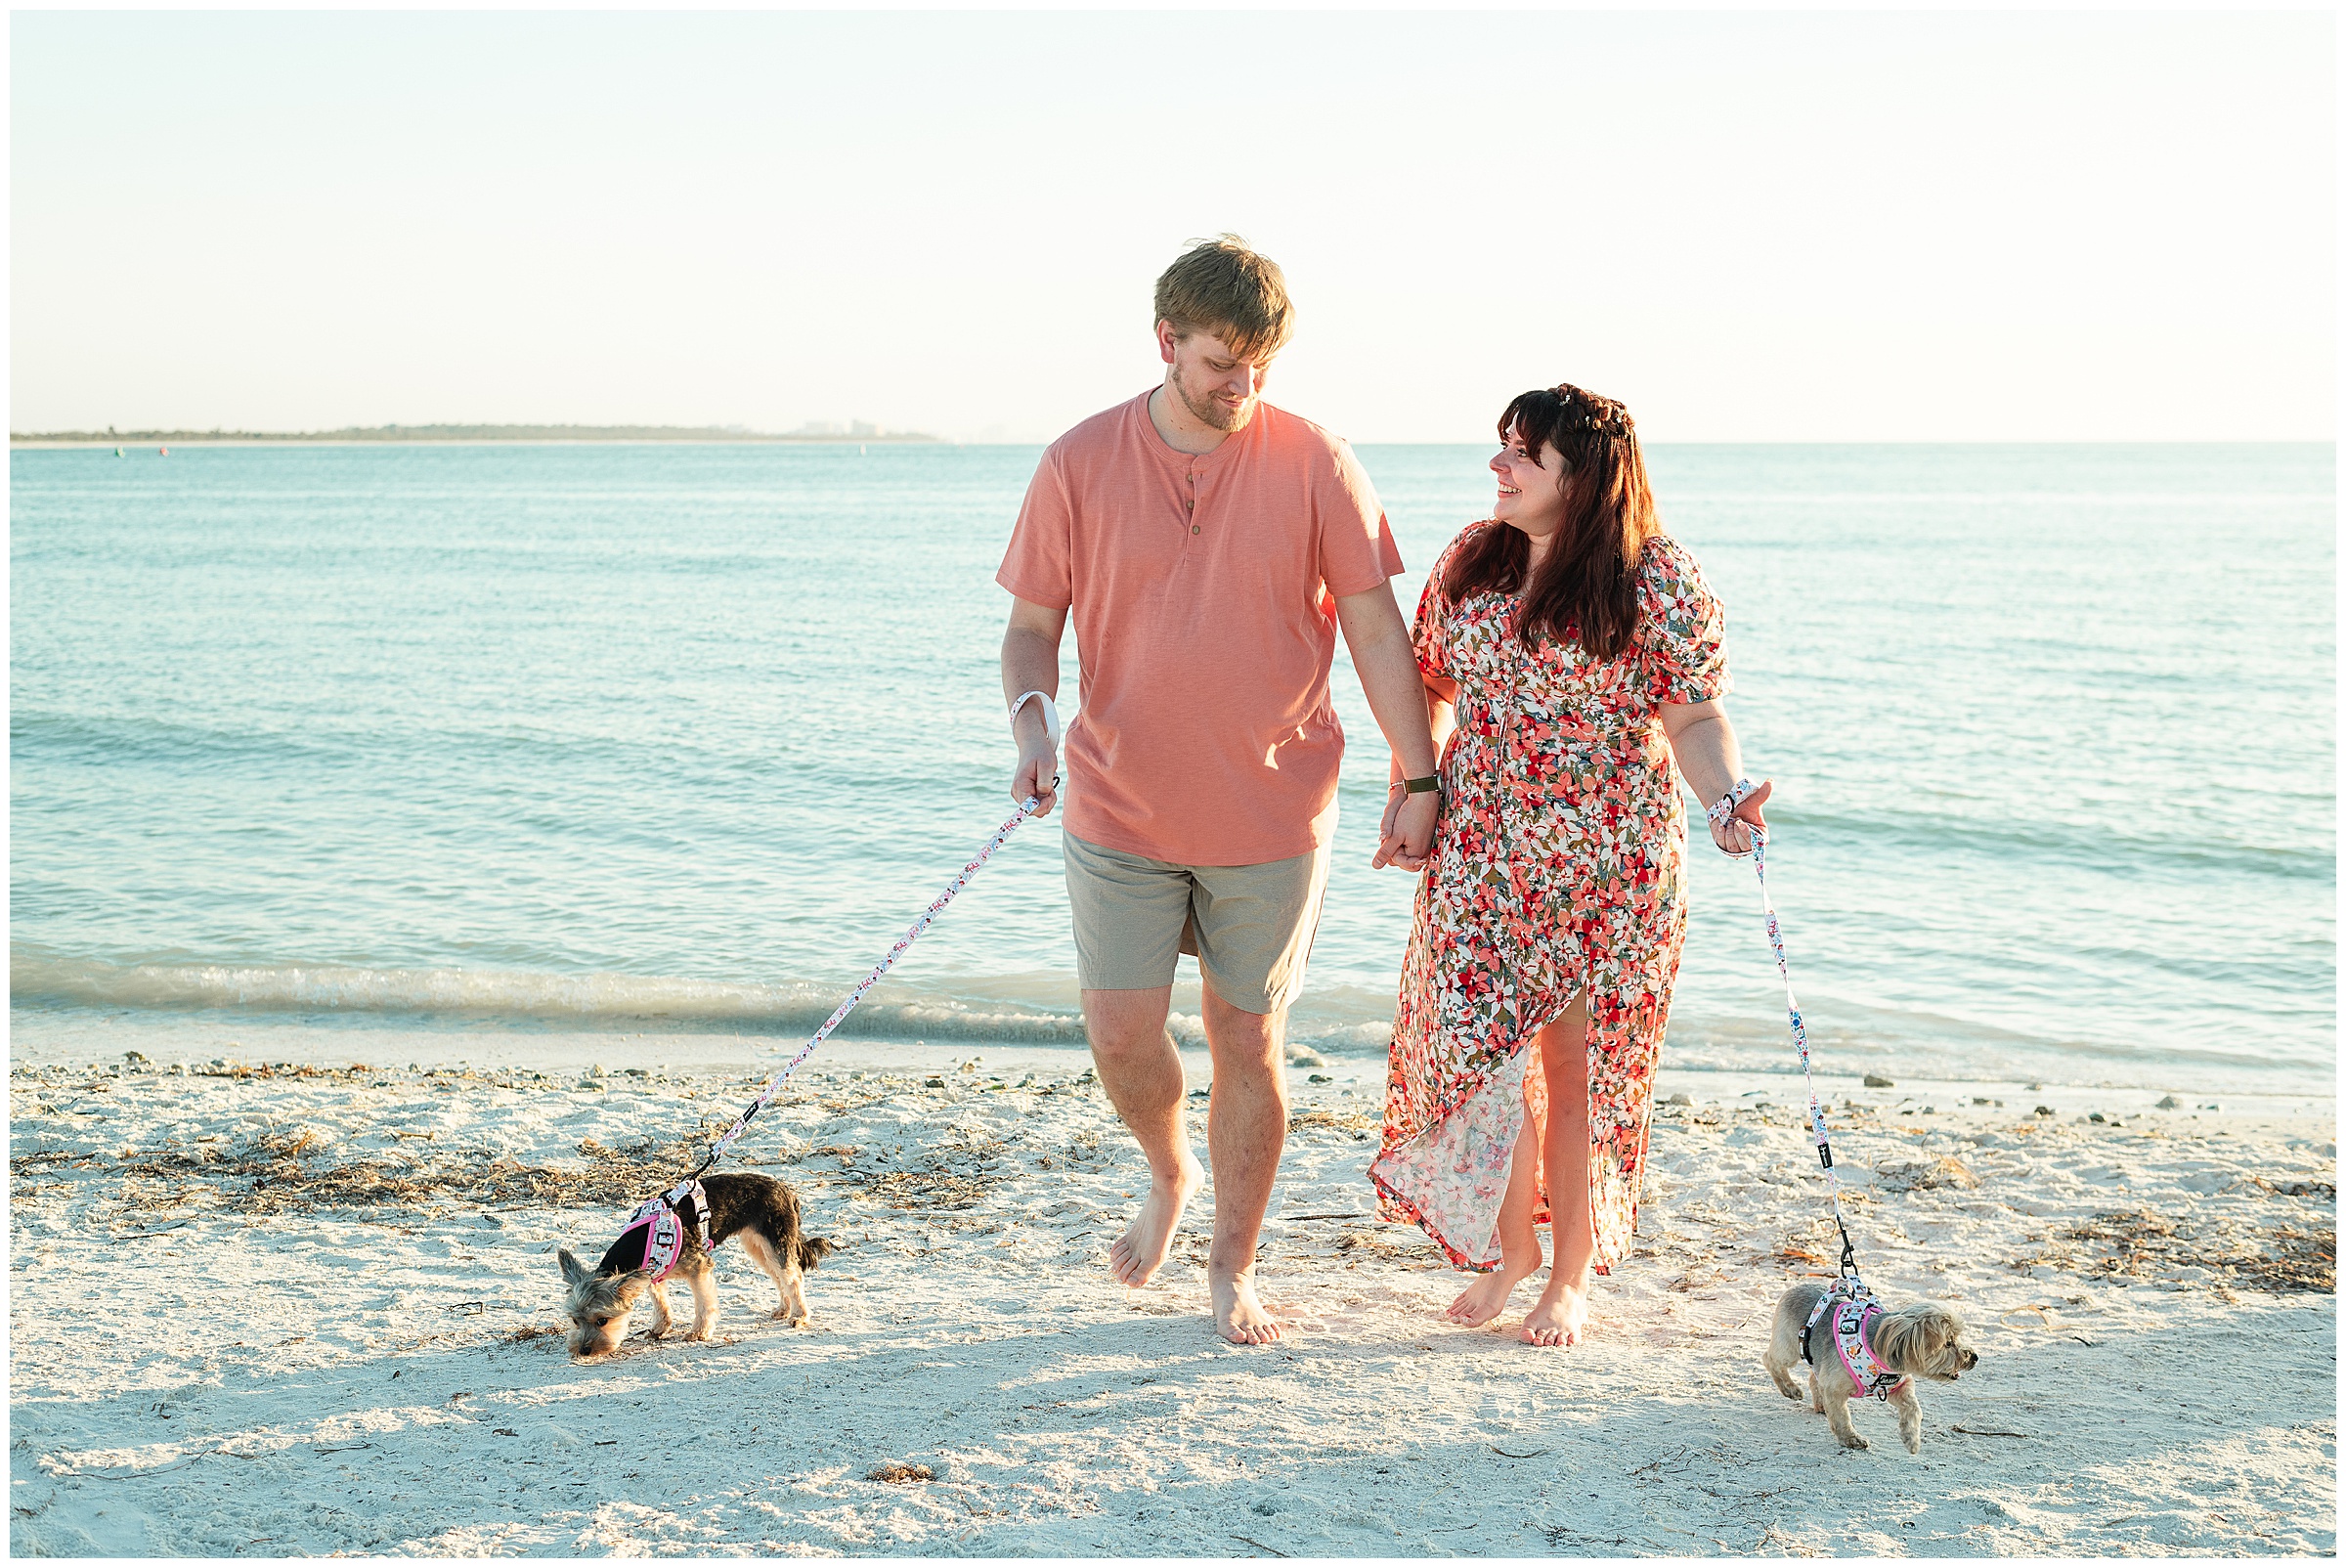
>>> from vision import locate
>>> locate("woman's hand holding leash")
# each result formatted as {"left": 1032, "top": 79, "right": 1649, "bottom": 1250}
{"left": 1709, "top": 777, "right": 1770, "bottom": 855}
{"left": 1657, "top": 697, "right": 1766, "bottom": 855}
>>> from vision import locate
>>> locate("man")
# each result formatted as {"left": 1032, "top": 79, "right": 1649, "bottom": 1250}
{"left": 996, "top": 236, "right": 1441, "bottom": 1344}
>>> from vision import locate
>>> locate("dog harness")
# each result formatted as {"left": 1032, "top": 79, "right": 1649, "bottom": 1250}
{"left": 1802, "top": 1281, "right": 1910, "bottom": 1402}
{"left": 604, "top": 1178, "right": 715, "bottom": 1284}
{"left": 1712, "top": 781, "right": 1915, "bottom": 1400}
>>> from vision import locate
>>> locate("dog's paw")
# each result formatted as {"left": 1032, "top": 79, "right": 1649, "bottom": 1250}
{"left": 1838, "top": 1433, "right": 1870, "bottom": 1451}
{"left": 1902, "top": 1436, "right": 1921, "bottom": 1455}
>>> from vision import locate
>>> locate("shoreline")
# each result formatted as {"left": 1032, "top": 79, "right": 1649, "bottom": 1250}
{"left": 16, "top": 1034, "right": 2334, "bottom": 1127}
{"left": 12, "top": 1002, "right": 2334, "bottom": 1111}
{"left": 10, "top": 1047, "right": 2333, "bottom": 1554}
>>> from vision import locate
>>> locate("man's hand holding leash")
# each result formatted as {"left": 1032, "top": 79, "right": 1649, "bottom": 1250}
{"left": 1008, "top": 688, "right": 1062, "bottom": 817}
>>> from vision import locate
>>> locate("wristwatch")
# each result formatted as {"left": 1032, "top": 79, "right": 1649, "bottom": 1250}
{"left": 1401, "top": 774, "right": 1441, "bottom": 794}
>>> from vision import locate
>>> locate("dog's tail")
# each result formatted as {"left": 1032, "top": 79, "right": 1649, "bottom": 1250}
{"left": 796, "top": 1235, "right": 835, "bottom": 1272}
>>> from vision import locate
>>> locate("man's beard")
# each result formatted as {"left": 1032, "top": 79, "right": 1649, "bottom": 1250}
{"left": 1176, "top": 377, "right": 1256, "bottom": 433}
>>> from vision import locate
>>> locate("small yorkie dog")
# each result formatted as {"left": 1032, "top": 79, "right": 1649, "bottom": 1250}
{"left": 558, "top": 1171, "right": 833, "bottom": 1359}
{"left": 1762, "top": 1281, "right": 1978, "bottom": 1454}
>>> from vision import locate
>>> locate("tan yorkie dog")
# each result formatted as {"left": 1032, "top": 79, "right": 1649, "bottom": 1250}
{"left": 1762, "top": 1282, "right": 1978, "bottom": 1453}
{"left": 558, "top": 1171, "right": 833, "bottom": 1359}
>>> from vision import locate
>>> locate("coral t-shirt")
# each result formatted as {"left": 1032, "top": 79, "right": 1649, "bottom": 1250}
{"left": 997, "top": 391, "right": 1403, "bottom": 866}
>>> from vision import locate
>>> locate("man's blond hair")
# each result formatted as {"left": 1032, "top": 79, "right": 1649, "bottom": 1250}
{"left": 1153, "top": 236, "right": 1294, "bottom": 363}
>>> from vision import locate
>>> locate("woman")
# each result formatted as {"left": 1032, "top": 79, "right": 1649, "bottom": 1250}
{"left": 1368, "top": 383, "right": 1769, "bottom": 1347}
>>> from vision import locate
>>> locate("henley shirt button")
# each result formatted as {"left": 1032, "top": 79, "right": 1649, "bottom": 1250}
{"left": 1192, "top": 524, "right": 1201, "bottom": 534}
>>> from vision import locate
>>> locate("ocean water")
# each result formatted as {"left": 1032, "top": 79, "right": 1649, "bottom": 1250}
{"left": 9, "top": 439, "right": 2335, "bottom": 1094}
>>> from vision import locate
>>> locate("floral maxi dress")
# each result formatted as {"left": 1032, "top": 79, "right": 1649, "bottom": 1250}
{"left": 1368, "top": 524, "right": 1731, "bottom": 1273}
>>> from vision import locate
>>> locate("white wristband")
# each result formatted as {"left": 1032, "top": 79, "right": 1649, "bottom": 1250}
{"left": 1009, "top": 690, "right": 1062, "bottom": 750}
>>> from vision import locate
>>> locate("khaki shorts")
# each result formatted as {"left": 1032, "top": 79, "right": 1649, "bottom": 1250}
{"left": 1063, "top": 832, "right": 1331, "bottom": 1016}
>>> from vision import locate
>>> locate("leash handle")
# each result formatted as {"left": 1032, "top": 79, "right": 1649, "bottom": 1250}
{"left": 1009, "top": 689, "right": 1063, "bottom": 751}
{"left": 1713, "top": 777, "right": 1866, "bottom": 1282}
{"left": 1705, "top": 776, "right": 1762, "bottom": 858}
{"left": 686, "top": 793, "right": 1050, "bottom": 1179}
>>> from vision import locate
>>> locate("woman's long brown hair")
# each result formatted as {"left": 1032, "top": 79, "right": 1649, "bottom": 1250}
{"left": 1442, "top": 383, "right": 1659, "bottom": 660}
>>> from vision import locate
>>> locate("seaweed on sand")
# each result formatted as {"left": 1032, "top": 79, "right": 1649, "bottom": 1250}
{"left": 2022, "top": 1208, "right": 2334, "bottom": 1294}
{"left": 39, "top": 1130, "right": 715, "bottom": 1218}
{"left": 1335, "top": 1229, "right": 1440, "bottom": 1263}
{"left": 851, "top": 1126, "right": 1013, "bottom": 1212}
{"left": 1288, "top": 1108, "right": 1378, "bottom": 1138}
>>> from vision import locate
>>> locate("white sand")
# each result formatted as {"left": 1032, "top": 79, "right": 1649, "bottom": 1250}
{"left": 8, "top": 1043, "right": 2335, "bottom": 1556}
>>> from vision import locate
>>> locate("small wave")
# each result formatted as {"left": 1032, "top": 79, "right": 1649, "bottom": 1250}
{"left": 10, "top": 709, "right": 356, "bottom": 772}
{"left": 8, "top": 954, "right": 1094, "bottom": 1043}
{"left": 7, "top": 952, "right": 1408, "bottom": 1054}
{"left": 1776, "top": 805, "right": 2336, "bottom": 880}
{"left": 15, "top": 949, "right": 2325, "bottom": 1091}
{"left": 1163, "top": 1012, "right": 1394, "bottom": 1053}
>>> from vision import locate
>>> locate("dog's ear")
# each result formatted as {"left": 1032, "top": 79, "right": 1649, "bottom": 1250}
{"left": 1920, "top": 1305, "right": 1967, "bottom": 1363}
{"left": 1878, "top": 1304, "right": 1966, "bottom": 1372}
{"left": 558, "top": 1248, "right": 589, "bottom": 1286}
{"left": 1872, "top": 1307, "right": 1924, "bottom": 1371}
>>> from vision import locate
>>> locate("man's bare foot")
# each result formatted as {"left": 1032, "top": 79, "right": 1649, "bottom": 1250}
{"left": 1520, "top": 1283, "right": 1590, "bottom": 1347}
{"left": 1445, "top": 1261, "right": 1539, "bottom": 1328}
{"left": 1108, "top": 1156, "right": 1203, "bottom": 1286}
{"left": 1211, "top": 1270, "right": 1283, "bottom": 1345}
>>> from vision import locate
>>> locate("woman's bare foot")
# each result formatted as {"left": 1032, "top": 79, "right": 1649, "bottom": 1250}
{"left": 1211, "top": 1270, "right": 1283, "bottom": 1345}
{"left": 1445, "top": 1260, "right": 1540, "bottom": 1328}
{"left": 1108, "top": 1156, "right": 1203, "bottom": 1286}
{"left": 1520, "top": 1282, "right": 1590, "bottom": 1347}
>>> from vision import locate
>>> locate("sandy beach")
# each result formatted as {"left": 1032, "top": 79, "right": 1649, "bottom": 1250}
{"left": 7, "top": 1036, "right": 2334, "bottom": 1557}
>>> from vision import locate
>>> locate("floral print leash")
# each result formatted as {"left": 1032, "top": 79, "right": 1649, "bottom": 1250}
{"left": 701, "top": 789, "right": 1050, "bottom": 1178}
{"left": 1709, "top": 778, "right": 1870, "bottom": 1293}
{"left": 612, "top": 782, "right": 1056, "bottom": 1240}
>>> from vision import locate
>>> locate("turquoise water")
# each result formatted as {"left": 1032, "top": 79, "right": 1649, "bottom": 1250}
{"left": 10, "top": 440, "right": 2335, "bottom": 1093}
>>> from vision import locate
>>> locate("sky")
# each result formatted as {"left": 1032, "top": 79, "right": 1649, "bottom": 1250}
{"left": 10, "top": 9, "right": 2336, "bottom": 443}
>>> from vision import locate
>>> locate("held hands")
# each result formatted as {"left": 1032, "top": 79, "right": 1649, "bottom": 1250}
{"left": 1709, "top": 778, "right": 1771, "bottom": 855}
{"left": 1372, "top": 785, "right": 1440, "bottom": 872}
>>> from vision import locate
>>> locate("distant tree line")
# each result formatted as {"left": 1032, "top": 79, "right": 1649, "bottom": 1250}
{"left": 11, "top": 423, "right": 944, "bottom": 444}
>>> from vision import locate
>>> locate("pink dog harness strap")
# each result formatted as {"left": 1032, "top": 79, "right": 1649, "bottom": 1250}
{"left": 1803, "top": 1283, "right": 1910, "bottom": 1402}
{"left": 605, "top": 1179, "right": 714, "bottom": 1284}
